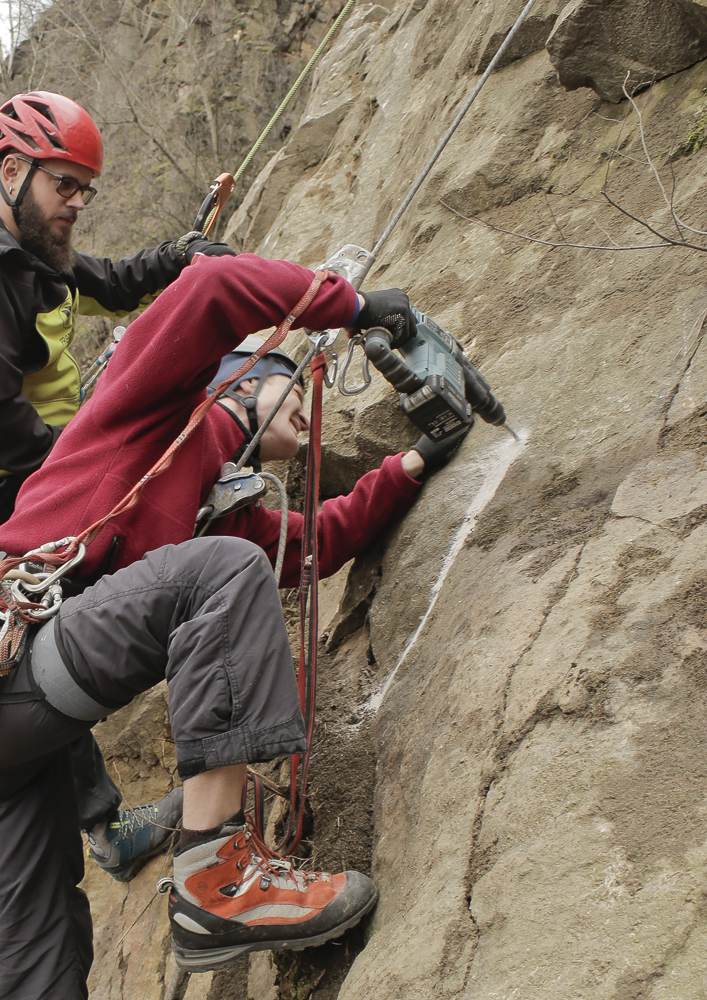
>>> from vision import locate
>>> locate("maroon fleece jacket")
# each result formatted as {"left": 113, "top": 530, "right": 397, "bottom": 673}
{"left": 0, "top": 254, "right": 421, "bottom": 586}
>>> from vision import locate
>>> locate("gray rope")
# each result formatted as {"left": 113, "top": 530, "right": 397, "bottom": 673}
{"left": 369, "top": 0, "right": 540, "bottom": 263}
{"left": 260, "top": 472, "right": 289, "bottom": 585}
{"left": 165, "top": 967, "right": 190, "bottom": 1000}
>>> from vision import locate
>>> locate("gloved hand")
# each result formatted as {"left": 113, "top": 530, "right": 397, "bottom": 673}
{"left": 410, "top": 423, "right": 473, "bottom": 476}
{"left": 350, "top": 288, "right": 417, "bottom": 349}
{"left": 184, "top": 239, "right": 237, "bottom": 264}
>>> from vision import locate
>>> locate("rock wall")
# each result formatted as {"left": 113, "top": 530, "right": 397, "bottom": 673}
{"left": 223, "top": 2, "right": 707, "bottom": 996}
{"left": 11, "top": 0, "right": 707, "bottom": 997}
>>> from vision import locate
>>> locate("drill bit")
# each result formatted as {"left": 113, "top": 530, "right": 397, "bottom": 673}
{"left": 504, "top": 423, "right": 520, "bottom": 443}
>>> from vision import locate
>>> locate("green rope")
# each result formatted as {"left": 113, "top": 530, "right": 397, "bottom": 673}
{"left": 204, "top": 0, "right": 357, "bottom": 233}
{"left": 234, "top": 0, "right": 356, "bottom": 183}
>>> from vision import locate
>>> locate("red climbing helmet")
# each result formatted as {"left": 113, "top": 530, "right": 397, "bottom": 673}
{"left": 0, "top": 91, "right": 103, "bottom": 176}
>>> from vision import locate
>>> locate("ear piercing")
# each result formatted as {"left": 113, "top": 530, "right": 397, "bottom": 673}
{"left": 8, "top": 185, "right": 13, "bottom": 194}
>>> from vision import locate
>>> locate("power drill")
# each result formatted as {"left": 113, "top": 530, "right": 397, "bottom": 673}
{"left": 315, "top": 244, "right": 518, "bottom": 443}
{"left": 364, "top": 308, "right": 514, "bottom": 442}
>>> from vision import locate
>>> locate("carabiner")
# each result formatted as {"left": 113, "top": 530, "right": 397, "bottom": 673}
{"left": 324, "top": 350, "right": 338, "bottom": 389}
{"left": 338, "top": 335, "right": 371, "bottom": 395}
{"left": 18, "top": 538, "right": 87, "bottom": 593}
{"left": 311, "top": 334, "right": 339, "bottom": 388}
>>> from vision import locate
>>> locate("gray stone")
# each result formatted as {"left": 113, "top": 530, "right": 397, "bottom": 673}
{"left": 469, "top": 0, "right": 565, "bottom": 73}
{"left": 547, "top": 0, "right": 707, "bottom": 103}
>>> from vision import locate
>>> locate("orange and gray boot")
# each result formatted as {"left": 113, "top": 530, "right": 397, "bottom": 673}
{"left": 161, "top": 816, "right": 377, "bottom": 971}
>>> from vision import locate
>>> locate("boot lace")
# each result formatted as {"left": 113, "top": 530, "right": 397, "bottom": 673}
{"left": 241, "top": 815, "right": 331, "bottom": 891}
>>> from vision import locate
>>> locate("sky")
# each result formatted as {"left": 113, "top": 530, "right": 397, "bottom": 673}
{"left": 0, "top": 1, "right": 34, "bottom": 61}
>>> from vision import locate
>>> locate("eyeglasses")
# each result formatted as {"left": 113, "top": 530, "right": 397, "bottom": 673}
{"left": 16, "top": 154, "right": 97, "bottom": 206}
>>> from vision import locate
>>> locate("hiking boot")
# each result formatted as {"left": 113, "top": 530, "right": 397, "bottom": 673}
{"left": 88, "top": 786, "right": 183, "bottom": 883}
{"left": 163, "top": 817, "right": 378, "bottom": 971}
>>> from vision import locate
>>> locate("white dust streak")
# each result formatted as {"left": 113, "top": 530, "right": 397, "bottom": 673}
{"left": 368, "top": 429, "right": 529, "bottom": 714}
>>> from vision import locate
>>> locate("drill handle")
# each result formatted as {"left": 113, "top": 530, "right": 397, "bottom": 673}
{"left": 459, "top": 354, "right": 507, "bottom": 426}
{"left": 364, "top": 328, "right": 424, "bottom": 395}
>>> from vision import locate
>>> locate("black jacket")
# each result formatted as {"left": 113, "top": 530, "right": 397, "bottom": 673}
{"left": 0, "top": 222, "right": 183, "bottom": 479}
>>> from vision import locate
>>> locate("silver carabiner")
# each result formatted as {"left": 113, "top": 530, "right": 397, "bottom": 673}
{"left": 338, "top": 335, "right": 371, "bottom": 396}
{"left": 324, "top": 350, "right": 338, "bottom": 389}
{"left": 311, "top": 334, "right": 339, "bottom": 390}
{"left": 18, "top": 537, "right": 87, "bottom": 593}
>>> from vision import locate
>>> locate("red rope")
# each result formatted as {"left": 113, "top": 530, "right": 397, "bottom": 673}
{"left": 276, "top": 348, "right": 326, "bottom": 855}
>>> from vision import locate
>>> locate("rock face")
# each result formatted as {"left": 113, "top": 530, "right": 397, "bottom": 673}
{"left": 10, "top": 0, "right": 707, "bottom": 998}
{"left": 219, "top": 1, "right": 707, "bottom": 996}
{"left": 547, "top": 0, "right": 707, "bottom": 102}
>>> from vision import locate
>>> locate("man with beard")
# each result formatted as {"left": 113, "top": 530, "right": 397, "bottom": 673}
{"left": 0, "top": 90, "right": 236, "bottom": 883}
{"left": 0, "top": 90, "right": 235, "bottom": 523}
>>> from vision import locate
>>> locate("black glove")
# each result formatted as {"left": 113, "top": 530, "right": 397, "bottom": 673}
{"left": 411, "top": 424, "right": 473, "bottom": 476}
{"left": 351, "top": 288, "right": 417, "bottom": 349}
{"left": 184, "top": 239, "right": 237, "bottom": 263}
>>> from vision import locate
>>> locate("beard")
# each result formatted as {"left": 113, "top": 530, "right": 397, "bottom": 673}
{"left": 17, "top": 187, "right": 76, "bottom": 272}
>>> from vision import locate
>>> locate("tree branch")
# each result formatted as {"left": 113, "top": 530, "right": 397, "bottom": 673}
{"left": 439, "top": 199, "right": 672, "bottom": 252}
{"left": 622, "top": 74, "right": 686, "bottom": 241}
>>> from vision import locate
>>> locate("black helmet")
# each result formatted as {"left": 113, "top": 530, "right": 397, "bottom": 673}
{"left": 207, "top": 335, "right": 303, "bottom": 396}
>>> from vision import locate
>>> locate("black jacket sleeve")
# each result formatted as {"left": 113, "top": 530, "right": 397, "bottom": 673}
{"left": 72, "top": 241, "right": 184, "bottom": 318}
{"left": 0, "top": 276, "right": 61, "bottom": 477}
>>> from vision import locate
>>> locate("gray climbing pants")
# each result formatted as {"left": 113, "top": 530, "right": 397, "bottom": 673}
{"left": 0, "top": 536, "right": 306, "bottom": 999}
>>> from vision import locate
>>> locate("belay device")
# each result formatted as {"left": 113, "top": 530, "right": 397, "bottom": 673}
{"left": 316, "top": 244, "right": 518, "bottom": 442}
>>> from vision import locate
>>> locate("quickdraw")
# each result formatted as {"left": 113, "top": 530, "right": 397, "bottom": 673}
{"left": 0, "top": 536, "right": 87, "bottom": 675}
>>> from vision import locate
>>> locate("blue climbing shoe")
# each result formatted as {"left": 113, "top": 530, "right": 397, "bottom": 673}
{"left": 88, "top": 786, "right": 183, "bottom": 882}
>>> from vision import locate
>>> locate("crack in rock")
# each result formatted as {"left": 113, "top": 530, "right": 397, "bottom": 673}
{"left": 661, "top": 306, "right": 707, "bottom": 430}
{"left": 463, "top": 541, "right": 588, "bottom": 910}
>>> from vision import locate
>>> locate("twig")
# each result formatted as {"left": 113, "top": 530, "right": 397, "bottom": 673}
{"left": 116, "top": 890, "right": 159, "bottom": 947}
{"left": 622, "top": 74, "right": 685, "bottom": 241}
{"left": 543, "top": 192, "right": 568, "bottom": 243}
{"left": 587, "top": 133, "right": 648, "bottom": 167}
{"left": 439, "top": 199, "right": 671, "bottom": 251}
{"left": 305, "top": 969, "right": 327, "bottom": 998}
{"left": 601, "top": 191, "right": 707, "bottom": 252}
{"left": 618, "top": 72, "right": 707, "bottom": 239}
{"left": 247, "top": 765, "right": 289, "bottom": 799}
{"left": 592, "top": 217, "right": 620, "bottom": 247}
{"left": 602, "top": 95, "right": 635, "bottom": 189}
